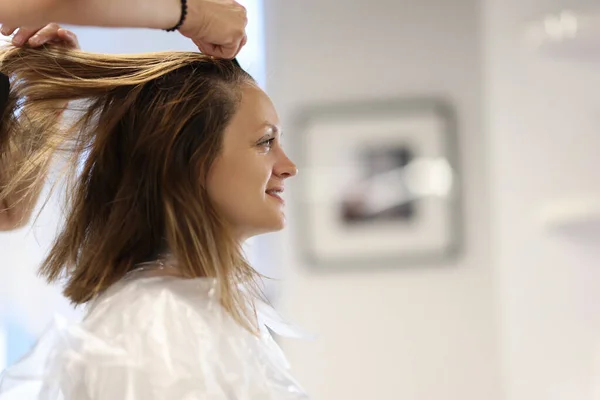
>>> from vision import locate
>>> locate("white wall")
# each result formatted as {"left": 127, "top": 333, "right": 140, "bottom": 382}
{"left": 485, "top": 0, "right": 600, "bottom": 399}
{"left": 264, "top": 1, "right": 503, "bottom": 399}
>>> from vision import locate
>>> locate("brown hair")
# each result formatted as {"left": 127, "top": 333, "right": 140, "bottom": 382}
{"left": 0, "top": 45, "right": 263, "bottom": 331}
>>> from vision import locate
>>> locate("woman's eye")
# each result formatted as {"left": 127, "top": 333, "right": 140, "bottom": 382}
{"left": 259, "top": 138, "right": 275, "bottom": 150}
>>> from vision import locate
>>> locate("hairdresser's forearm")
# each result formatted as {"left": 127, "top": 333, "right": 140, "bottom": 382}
{"left": 0, "top": 0, "right": 181, "bottom": 30}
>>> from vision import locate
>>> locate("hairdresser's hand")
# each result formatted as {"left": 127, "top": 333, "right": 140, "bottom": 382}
{"left": 0, "top": 23, "right": 80, "bottom": 49}
{"left": 0, "top": 23, "right": 78, "bottom": 117}
{"left": 179, "top": 0, "right": 248, "bottom": 59}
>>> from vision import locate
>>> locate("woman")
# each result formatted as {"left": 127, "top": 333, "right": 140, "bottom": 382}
{"left": 0, "top": 24, "right": 308, "bottom": 399}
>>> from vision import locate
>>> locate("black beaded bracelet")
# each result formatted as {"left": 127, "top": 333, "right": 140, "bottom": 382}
{"left": 165, "top": 0, "right": 188, "bottom": 32}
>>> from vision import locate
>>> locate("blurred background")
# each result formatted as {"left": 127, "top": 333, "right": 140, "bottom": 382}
{"left": 2, "top": 0, "right": 600, "bottom": 399}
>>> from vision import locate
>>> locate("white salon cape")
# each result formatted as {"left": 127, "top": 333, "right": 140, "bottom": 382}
{"left": 0, "top": 267, "right": 310, "bottom": 399}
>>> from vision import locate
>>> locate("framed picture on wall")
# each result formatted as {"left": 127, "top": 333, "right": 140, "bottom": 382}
{"left": 294, "top": 98, "right": 462, "bottom": 269}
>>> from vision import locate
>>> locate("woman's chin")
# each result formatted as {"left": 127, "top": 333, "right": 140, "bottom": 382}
{"left": 261, "top": 220, "right": 286, "bottom": 235}
{"left": 258, "top": 215, "right": 286, "bottom": 234}
{"left": 243, "top": 219, "right": 286, "bottom": 240}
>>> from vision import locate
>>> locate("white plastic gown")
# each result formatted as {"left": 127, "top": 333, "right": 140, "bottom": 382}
{"left": 0, "top": 265, "right": 310, "bottom": 399}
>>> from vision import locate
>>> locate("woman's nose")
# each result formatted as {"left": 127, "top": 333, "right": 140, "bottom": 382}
{"left": 276, "top": 154, "right": 298, "bottom": 178}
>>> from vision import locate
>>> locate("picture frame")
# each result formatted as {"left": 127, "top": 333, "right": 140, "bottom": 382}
{"left": 294, "top": 97, "right": 462, "bottom": 269}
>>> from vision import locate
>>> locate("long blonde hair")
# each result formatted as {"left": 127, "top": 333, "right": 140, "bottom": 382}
{"left": 0, "top": 45, "right": 263, "bottom": 332}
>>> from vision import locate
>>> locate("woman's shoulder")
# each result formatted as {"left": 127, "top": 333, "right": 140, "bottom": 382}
{"left": 88, "top": 273, "right": 220, "bottom": 313}
{"left": 82, "top": 273, "right": 238, "bottom": 338}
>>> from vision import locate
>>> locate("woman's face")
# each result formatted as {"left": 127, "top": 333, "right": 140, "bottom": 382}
{"left": 206, "top": 84, "right": 297, "bottom": 241}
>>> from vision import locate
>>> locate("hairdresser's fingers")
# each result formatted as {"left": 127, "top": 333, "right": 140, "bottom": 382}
{"left": 56, "top": 28, "right": 80, "bottom": 49}
{"left": 22, "top": 24, "right": 79, "bottom": 49}
{"left": 205, "top": 44, "right": 235, "bottom": 59}
{"left": 195, "top": 37, "right": 242, "bottom": 59}
{"left": 194, "top": 40, "right": 212, "bottom": 56}
{"left": 228, "top": 34, "right": 247, "bottom": 58}
{"left": 222, "top": 34, "right": 247, "bottom": 58}
{"left": 234, "top": 34, "right": 247, "bottom": 56}
{"left": 26, "top": 23, "right": 62, "bottom": 47}
{"left": 12, "top": 26, "right": 45, "bottom": 47}
{"left": 0, "top": 25, "right": 17, "bottom": 36}
{"left": 208, "top": 41, "right": 240, "bottom": 59}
